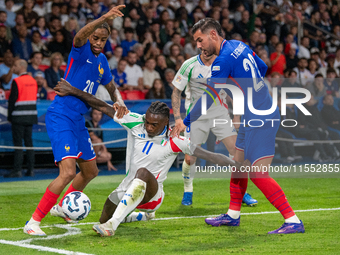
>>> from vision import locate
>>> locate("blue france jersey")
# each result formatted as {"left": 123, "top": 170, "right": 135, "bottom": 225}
{"left": 50, "top": 40, "right": 112, "bottom": 115}
{"left": 184, "top": 40, "right": 279, "bottom": 128}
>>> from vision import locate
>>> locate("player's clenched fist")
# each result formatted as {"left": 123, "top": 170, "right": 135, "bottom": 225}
{"left": 103, "top": 5, "right": 125, "bottom": 20}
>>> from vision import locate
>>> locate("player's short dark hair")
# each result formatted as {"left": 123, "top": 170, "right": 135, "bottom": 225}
{"left": 147, "top": 101, "right": 170, "bottom": 137}
{"left": 192, "top": 18, "right": 223, "bottom": 37}
{"left": 98, "top": 22, "right": 111, "bottom": 35}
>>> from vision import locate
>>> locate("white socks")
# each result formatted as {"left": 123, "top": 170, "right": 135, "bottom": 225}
{"left": 109, "top": 178, "right": 146, "bottom": 231}
{"left": 285, "top": 215, "right": 300, "bottom": 224}
{"left": 122, "top": 211, "right": 155, "bottom": 223}
{"left": 227, "top": 209, "right": 240, "bottom": 219}
{"left": 182, "top": 160, "right": 193, "bottom": 192}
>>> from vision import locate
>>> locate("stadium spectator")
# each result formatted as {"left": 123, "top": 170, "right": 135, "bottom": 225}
{"left": 85, "top": 109, "right": 117, "bottom": 171}
{"left": 31, "top": 30, "right": 51, "bottom": 59}
{"left": 67, "top": 0, "right": 86, "bottom": 28}
{"left": 166, "top": 43, "right": 181, "bottom": 70}
{"left": 0, "top": 10, "right": 12, "bottom": 41}
{"left": 16, "top": 0, "right": 39, "bottom": 29}
{"left": 163, "top": 32, "right": 183, "bottom": 56}
{"left": 47, "top": 30, "right": 71, "bottom": 62}
{"left": 107, "top": 28, "right": 120, "bottom": 53}
{"left": 0, "top": 24, "right": 11, "bottom": 61}
{"left": 0, "top": 50, "right": 18, "bottom": 90}
{"left": 49, "top": 17, "right": 73, "bottom": 46}
{"left": 333, "top": 47, "right": 340, "bottom": 70}
{"left": 145, "top": 78, "right": 166, "bottom": 99}
{"left": 160, "top": 19, "right": 175, "bottom": 46}
{"left": 11, "top": 25, "right": 33, "bottom": 61}
{"left": 124, "top": 50, "right": 144, "bottom": 91}
{"left": 121, "top": 27, "right": 137, "bottom": 57}
{"left": 33, "top": 0, "right": 48, "bottom": 17}
{"left": 324, "top": 68, "right": 340, "bottom": 97}
{"left": 155, "top": 54, "right": 168, "bottom": 82}
{"left": 6, "top": 59, "right": 37, "bottom": 178}
{"left": 235, "top": 10, "right": 249, "bottom": 40}
{"left": 64, "top": 17, "right": 80, "bottom": 40}
{"left": 306, "top": 73, "right": 327, "bottom": 98}
{"left": 268, "top": 34, "right": 279, "bottom": 55}
{"left": 308, "top": 59, "right": 319, "bottom": 78}
{"left": 132, "top": 43, "right": 145, "bottom": 67}
{"left": 143, "top": 58, "right": 161, "bottom": 89}
{"left": 27, "top": 51, "right": 43, "bottom": 77}
{"left": 297, "top": 36, "right": 311, "bottom": 59}
{"left": 294, "top": 58, "right": 313, "bottom": 87}
{"left": 268, "top": 72, "right": 282, "bottom": 95}
{"left": 34, "top": 71, "right": 48, "bottom": 100}
{"left": 163, "top": 68, "right": 175, "bottom": 99}
{"left": 108, "top": 45, "right": 122, "bottom": 70}
{"left": 247, "top": 31, "right": 259, "bottom": 51}
{"left": 150, "top": 20, "right": 162, "bottom": 48}
{"left": 157, "top": 0, "right": 175, "bottom": 19}
{"left": 44, "top": 52, "right": 64, "bottom": 90}
{"left": 270, "top": 42, "right": 286, "bottom": 75}
{"left": 321, "top": 94, "right": 340, "bottom": 130}
{"left": 31, "top": 16, "right": 52, "bottom": 44}
{"left": 11, "top": 13, "right": 25, "bottom": 38}
{"left": 111, "top": 58, "right": 127, "bottom": 90}
{"left": 285, "top": 43, "right": 298, "bottom": 70}
{"left": 184, "top": 37, "right": 200, "bottom": 59}
{"left": 2, "top": 0, "right": 16, "bottom": 28}
{"left": 44, "top": 2, "right": 60, "bottom": 24}
{"left": 136, "top": 6, "right": 154, "bottom": 38}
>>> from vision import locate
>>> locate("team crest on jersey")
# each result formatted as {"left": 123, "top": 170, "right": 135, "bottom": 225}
{"left": 176, "top": 75, "right": 182, "bottom": 83}
{"left": 65, "top": 145, "right": 70, "bottom": 152}
{"left": 212, "top": 66, "right": 220, "bottom": 71}
{"left": 161, "top": 138, "right": 169, "bottom": 146}
{"left": 98, "top": 63, "right": 104, "bottom": 75}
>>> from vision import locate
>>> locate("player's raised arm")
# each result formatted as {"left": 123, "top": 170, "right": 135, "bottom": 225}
{"left": 54, "top": 78, "right": 120, "bottom": 118}
{"left": 73, "top": 5, "right": 125, "bottom": 48}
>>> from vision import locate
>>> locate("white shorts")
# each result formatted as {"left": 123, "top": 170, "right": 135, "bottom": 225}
{"left": 108, "top": 180, "right": 164, "bottom": 213}
{"left": 185, "top": 105, "right": 237, "bottom": 145}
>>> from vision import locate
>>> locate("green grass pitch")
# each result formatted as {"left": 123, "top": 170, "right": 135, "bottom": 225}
{"left": 0, "top": 171, "right": 339, "bottom": 254}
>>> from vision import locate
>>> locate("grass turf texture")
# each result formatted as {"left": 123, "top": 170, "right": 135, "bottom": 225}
{"left": 0, "top": 171, "right": 339, "bottom": 254}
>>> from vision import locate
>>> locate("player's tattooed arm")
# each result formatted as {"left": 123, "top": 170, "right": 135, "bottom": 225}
{"left": 171, "top": 86, "right": 182, "bottom": 121}
{"left": 54, "top": 78, "right": 115, "bottom": 118}
{"left": 105, "top": 80, "right": 128, "bottom": 118}
{"left": 73, "top": 5, "right": 125, "bottom": 47}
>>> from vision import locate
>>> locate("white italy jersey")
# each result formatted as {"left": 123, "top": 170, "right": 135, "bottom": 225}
{"left": 172, "top": 54, "right": 229, "bottom": 118}
{"left": 114, "top": 112, "right": 194, "bottom": 190}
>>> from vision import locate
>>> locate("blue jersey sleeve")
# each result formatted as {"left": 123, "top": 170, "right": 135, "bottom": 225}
{"left": 253, "top": 53, "right": 268, "bottom": 78}
{"left": 183, "top": 57, "right": 231, "bottom": 126}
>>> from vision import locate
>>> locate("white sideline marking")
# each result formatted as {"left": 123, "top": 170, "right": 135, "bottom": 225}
{"left": 1, "top": 207, "right": 339, "bottom": 254}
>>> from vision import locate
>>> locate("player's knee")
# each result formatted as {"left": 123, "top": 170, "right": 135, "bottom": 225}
{"left": 86, "top": 168, "right": 99, "bottom": 180}
{"left": 60, "top": 171, "right": 77, "bottom": 183}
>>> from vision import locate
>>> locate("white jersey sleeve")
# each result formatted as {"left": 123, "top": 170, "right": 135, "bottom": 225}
{"left": 172, "top": 56, "right": 198, "bottom": 91}
{"left": 114, "top": 112, "right": 144, "bottom": 131}
{"left": 169, "top": 136, "right": 196, "bottom": 155}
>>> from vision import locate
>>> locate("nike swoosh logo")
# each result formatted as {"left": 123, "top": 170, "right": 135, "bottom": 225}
{"left": 87, "top": 59, "right": 92, "bottom": 64}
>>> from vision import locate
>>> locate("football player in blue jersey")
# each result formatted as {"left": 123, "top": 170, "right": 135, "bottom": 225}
{"left": 24, "top": 5, "right": 128, "bottom": 236}
{"left": 172, "top": 18, "right": 305, "bottom": 234}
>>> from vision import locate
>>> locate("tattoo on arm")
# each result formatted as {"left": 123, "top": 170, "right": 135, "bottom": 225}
{"left": 73, "top": 16, "right": 107, "bottom": 47}
{"left": 171, "top": 86, "right": 182, "bottom": 120}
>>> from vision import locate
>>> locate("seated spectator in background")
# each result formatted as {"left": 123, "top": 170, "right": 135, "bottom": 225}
{"left": 155, "top": 54, "right": 168, "bottom": 82}
{"left": 67, "top": 0, "right": 86, "bottom": 28}
{"left": 258, "top": 48, "right": 271, "bottom": 70}
{"left": 333, "top": 47, "right": 340, "bottom": 72}
{"left": 11, "top": 13, "right": 25, "bottom": 38}
{"left": 44, "top": 52, "right": 64, "bottom": 89}
{"left": 107, "top": 28, "right": 120, "bottom": 53}
{"left": 297, "top": 36, "right": 311, "bottom": 59}
{"left": 319, "top": 48, "right": 328, "bottom": 68}
{"left": 0, "top": 11, "right": 12, "bottom": 41}
{"left": 121, "top": 27, "right": 137, "bottom": 57}
{"left": 3, "top": 0, "right": 16, "bottom": 28}
{"left": 310, "top": 47, "right": 320, "bottom": 67}
{"left": 44, "top": 2, "right": 60, "bottom": 24}
{"left": 108, "top": 45, "right": 123, "bottom": 70}
{"left": 136, "top": 6, "right": 155, "bottom": 38}
{"left": 268, "top": 34, "right": 279, "bottom": 56}
{"left": 235, "top": 10, "right": 249, "bottom": 40}
{"left": 47, "top": 30, "right": 71, "bottom": 62}
{"left": 48, "top": 17, "right": 73, "bottom": 46}
{"left": 64, "top": 17, "right": 80, "bottom": 40}
{"left": 111, "top": 59, "right": 127, "bottom": 90}
{"left": 321, "top": 94, "right": 340, "bottom": 130}
{"left": 324, "top": 68, "right": 340, "bottom": 97}
{"left": 294, "top": 58, "right": 313, "bottom": 87}
{"left": 27, "top": 51, "right": 43, "bottom": 77}
{"left": 247, "top": 31, "right": 259, "bottom": 52}
{"left": 132, "top": 43, "right": 145, "bottom": 67}
{"left": 163, "top": 32, "right": 183, "bottom": 56}
{"left": 307, "top": 73, "right": 327, "bottom": 98}
{"left": 285, "top": 43, "right": 298, "bottom": 70}
{"left": 15, "top": 0, "right": 39, "bottom": 29}
{"left": 0, "top": 50, "right": 18, "bottom": 90}
{"left": 31, "top": 30, "right": 51, "bottom": 60}
{"left": 160, "top": 19, "right": 175, "bottom": 47}
{"left": 34, "top": 71, "right": 47, "bottom": 100}
{"left": 308, "top": 59, "right": 319, "bottom": 78}
{"left": 166, "top": 43, "right": 181, "bottom": 70}
{"left": 124, "top": 51, "right": 144, "bottom": 91}
{"left": 184, "top": 37, "right": 200, "bottom": 59}
{"left": 268, "top": 72, "right": 282, "bottom": 95}
{"left": 145, "top": 78, "right": 166, "bottom": 99}
{"left": 163, "top": 68, "right": 176, "bottom": 99}
{"left": 11, "top": 25, "right": 32, "bottom": 61}
{"left": 270, "top": 42, "right": 286, "bottom": 75}
{"left": 258, "top": 33, "right": 269, "bottom": 54}
{"left": 31, "top": 16, "right": 52, "bottom": 45}
{"left": 143, "top": 58, "right": 161, "bottom": 89}
{"left": 0, "top": 24, "right": 11, "bottom": 62}
{"left": 85, "top": 109, "right": 117, "bottom": 171}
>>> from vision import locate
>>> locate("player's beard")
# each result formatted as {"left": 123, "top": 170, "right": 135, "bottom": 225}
{"left": 201, "top": 42, "right": 215, "bottom": 59}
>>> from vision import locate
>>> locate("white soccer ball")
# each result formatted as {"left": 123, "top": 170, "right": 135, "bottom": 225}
{"left": 62, "top": 191, "right": 91, "bottom": 221}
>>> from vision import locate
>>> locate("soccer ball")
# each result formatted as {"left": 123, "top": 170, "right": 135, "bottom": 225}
{"left": 62, "top": 191, "right": 91, "bottom": 221}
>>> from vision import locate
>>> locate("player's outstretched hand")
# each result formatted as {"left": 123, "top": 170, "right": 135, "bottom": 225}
{"left": 54, "top": 78, "right": 74, "bottom": 96}
{"left": 170, "top": 120, "right": 186, "bottom": 138}
{"left": 113, "top": 102, "right": 128, "bottom": 119}
{"left": 103, "top": 5, "right": 125, "bottom": 21}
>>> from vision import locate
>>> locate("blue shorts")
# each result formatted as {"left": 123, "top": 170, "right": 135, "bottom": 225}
{"left": 235, "top": 121, "right": 279, "bottom": 165}
{"left": 45, "top": 110, "right": 96, "bottom": 164}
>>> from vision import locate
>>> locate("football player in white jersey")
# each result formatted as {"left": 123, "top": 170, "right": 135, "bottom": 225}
{"left": 54, "top": 79, "right": 249, "bottom": 237}
{"left": 172, "top": 54, "right": 258, "bottom": 206}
